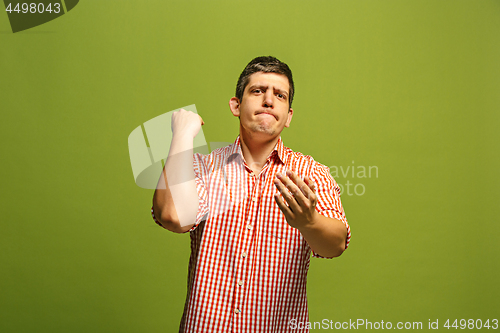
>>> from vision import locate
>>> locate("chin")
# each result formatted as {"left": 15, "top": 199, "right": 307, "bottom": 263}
{"left": 251, "top": 124, "right": 277, "bottom": 136}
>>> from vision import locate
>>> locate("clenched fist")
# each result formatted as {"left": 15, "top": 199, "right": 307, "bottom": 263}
{"left": 171, "top": 108, "right": 205, "bottom": 138}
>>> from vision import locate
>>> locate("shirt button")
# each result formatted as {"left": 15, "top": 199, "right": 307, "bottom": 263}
{"left": 246, "top": 224, "right": 253, "bottom": 230}
{"left": 238, "top": 280, "right": 244, "bottom": 286}
{"left": 234, "top": 308, "right": 241, "bottom": 314}
{"left": 242, "top": 252, "right": 247, "bottom": 258}
{"left": 252, "top": 197, "right": 257, "bottom": 202}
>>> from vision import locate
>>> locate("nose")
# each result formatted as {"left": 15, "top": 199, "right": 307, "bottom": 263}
{"left": 263, "top": 89, "right": 274, "bottom": 108}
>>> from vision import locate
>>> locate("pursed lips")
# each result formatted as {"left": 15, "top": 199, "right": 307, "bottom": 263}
{"left": 255, "top": 111, "right": 277, "bottom": 120}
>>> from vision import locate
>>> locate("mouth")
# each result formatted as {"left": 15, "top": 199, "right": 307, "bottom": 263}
{"left": 255, "top": 111, "right": 277, "bottom": 120}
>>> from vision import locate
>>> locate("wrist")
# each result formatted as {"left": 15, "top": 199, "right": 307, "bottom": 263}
{"left": 172, "top": 131, "right": 196, "bottom": 141}
{"left": 296, "top": 211, "right": 320, "bottom": 232}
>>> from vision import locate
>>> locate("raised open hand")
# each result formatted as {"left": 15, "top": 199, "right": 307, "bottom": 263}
{"left": 274, "top": 170, "right": 318, "bottom": 229}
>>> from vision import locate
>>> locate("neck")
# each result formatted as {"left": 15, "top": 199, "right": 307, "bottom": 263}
{"left": 239, "top": 129, "right": 280, "bottom": 175}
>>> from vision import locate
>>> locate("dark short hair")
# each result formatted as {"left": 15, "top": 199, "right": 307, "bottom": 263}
{"left": 235, "top": 56, "right": 294, "bottom": 107}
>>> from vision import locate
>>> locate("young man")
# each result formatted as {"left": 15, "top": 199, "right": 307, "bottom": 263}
{"left": 152, "top": 56, "right": 350, "bottom": 333}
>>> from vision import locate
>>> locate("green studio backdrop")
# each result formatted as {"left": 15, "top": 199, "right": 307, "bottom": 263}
{"left": 1, "top": 0, "right": 499, "bottom": 332}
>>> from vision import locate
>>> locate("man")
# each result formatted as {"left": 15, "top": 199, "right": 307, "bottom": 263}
{"left": 152, "top": 56, "right": 350, "bottom": 333}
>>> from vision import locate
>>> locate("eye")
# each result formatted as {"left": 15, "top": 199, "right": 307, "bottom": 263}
{"left": 253, "top": 89, "right": 262, "bottom": 94}
{"left": 276, "top": 93, "right": 286, "bottom": 100}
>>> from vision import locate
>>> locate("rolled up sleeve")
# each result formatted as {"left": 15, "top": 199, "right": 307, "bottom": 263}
{"left": 151, "top": 152, "right": 209, "bottom": 232}
{"left": 310, "top": 162, "right": 351, "bottom": 258}
{"left": 188, "top": 153, "right": 209, "bottom": 232}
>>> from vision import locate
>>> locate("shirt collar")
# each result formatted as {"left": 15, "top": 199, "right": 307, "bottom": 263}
{"left": 227, "top": 136, "right": 288, "bottom": 165}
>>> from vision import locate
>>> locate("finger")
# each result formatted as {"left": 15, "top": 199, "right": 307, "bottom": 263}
{"left": 285, "top": 171, "right": 317, "bottom": 206}
{"left": 274, "top": 176, "right": 301, "bottom": 213}
{"left": 198, "top": 115, "right": 205, "bottom": 125}
{"left": 300, "top": 176, "right": 317, "bottom": 204}
{"left": 304, "top": 176, "right": 316, "bottom": 192}
{"left": 276, "top": 172, "right": 307, "bottom": 208}
{"left": 274, "top": 193, "right": 293, "bottom": 219}
{"left": 277, "top": 171, "right": 301, "bottom": 193}
{"left": 284, "top": 171, "right": 313, "bottom": 204}
{"left": 285, "top": 170, "right": 307, "bottom": 193}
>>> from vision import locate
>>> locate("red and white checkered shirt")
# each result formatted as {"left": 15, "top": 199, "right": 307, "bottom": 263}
{"left": 152, "top": 136, "right": 350, "bottom": 333}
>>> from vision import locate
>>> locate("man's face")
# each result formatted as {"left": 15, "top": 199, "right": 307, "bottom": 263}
{"left": 230, "top": 72, "right": 293, "bottom": 138}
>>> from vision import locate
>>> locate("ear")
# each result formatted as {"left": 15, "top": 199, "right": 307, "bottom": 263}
{"left": 229, "top": 97, "right": 240, "bottom": 117}
{"left": 284, "top": 108, "right": 293, "bottom": 127}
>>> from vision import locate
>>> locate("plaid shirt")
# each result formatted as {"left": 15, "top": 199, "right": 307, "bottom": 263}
{"left": 152, "top": 136, "right": 350, "bottom": 333}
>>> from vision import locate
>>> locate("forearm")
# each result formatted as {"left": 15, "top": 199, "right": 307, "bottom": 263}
{"left": 152, "top": 133, "right": 199, "bottom": 232}
{"left": 297, "top": 212, "right": 347, "bottom": 258}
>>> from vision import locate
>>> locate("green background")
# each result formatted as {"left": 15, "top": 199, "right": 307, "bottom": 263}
{"left": 1, "top": 0, "right": 499, "bottom": 331}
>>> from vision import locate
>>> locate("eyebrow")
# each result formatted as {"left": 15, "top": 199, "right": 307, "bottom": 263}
{"left": 248, "top": 84, "right": 289, "bottom": 98}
